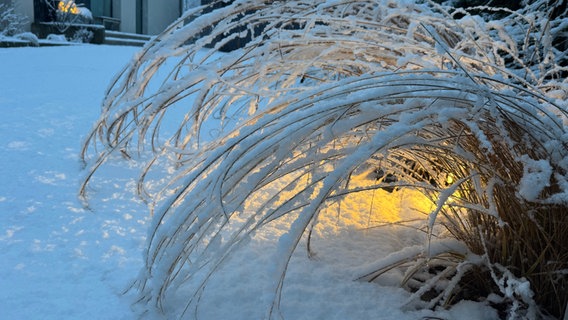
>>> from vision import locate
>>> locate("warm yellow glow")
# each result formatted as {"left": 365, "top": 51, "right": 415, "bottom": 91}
{"left": 58, "top": 0, "right": 80, "bottom": 14}
{"left": 241, "top": 156, "right": 442, "bottom": 232}
{"left": 445, "top": 173, "right": 455, "bottom": 185}
{"left": 365, "top": 188, "right": 433, "bottom": 224}
{"left": 326, "top": 168, "right": 435, "bottom": 226}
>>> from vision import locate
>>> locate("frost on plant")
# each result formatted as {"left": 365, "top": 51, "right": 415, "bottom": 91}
{"left": 0, "top": 2, "right": 27, "bottom": 37}
{"left": 81, "top": 0, "right": 568, "bottom": 318}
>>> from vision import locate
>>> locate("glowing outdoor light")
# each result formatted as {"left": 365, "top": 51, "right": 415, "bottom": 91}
{"left": 445, "top": 173, "right": 455, "bottom": 185}
{"left": 58, "top": 0, "right": 80, "bottom": 15}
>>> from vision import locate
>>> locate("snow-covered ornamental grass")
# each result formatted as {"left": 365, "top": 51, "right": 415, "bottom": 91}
{"left": 81, "top": 0, "right": 568, "bottom": 318}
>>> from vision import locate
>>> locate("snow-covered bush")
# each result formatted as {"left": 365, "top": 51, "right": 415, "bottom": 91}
{"left": 435, "top": 0, "right": 568, "bottom": 82}
{"left": 70, "top": 27, "right": 93, "bottom": 43}
{"left": 15, "top": 32, "right": 39, "bottom": 46}
{"left": 42, "top": 0, "right": 93, "bottom": 33}
{"left": 81, "top": 0, "right": 568, "bottom": 318}
{"left": 0, "top": 2, "right": 27, "bottom": 37}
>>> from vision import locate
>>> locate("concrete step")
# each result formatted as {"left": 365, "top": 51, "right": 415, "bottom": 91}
{"left": 105, "top": 30, "right": 153, "bottom": 41}
{"left": 103, "top": 30, "right": 153, "bottom": 47}
{"left": 104, "top": 36, "right": 148, "bottom": 47}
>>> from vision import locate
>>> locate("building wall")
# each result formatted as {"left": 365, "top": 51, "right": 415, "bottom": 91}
{"left": 144, "top": 0, "right": 180, "bottom": 35}
{"left": 182, "top": 0, "right": 200, "bottom": 12}
{"left": 96, "top": 0, "right": 181, "bottom": 35}
{"left": 10, "top": 0, "right": 34, "bottom": 32}
{"left": 118, "top": 0, "right": 136, "bottom": 33}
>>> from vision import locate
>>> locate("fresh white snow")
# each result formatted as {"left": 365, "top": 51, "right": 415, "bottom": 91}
{"left": 0, "top": 45, "right": 144, "bottom": 319}
{"left": 0, "top": 44, "right": 501, "bottom": 320}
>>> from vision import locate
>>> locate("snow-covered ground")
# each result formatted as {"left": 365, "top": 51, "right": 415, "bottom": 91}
{"left": 0, "top": 45, "right": 500, "bottom": 319}
{"left": 0, "top": 45, "right": 145, "bottom": 319}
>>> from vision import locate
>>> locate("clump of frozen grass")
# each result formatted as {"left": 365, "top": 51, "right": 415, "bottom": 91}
{"left": 81, "top": 0, "right": 568, "bottom": 318}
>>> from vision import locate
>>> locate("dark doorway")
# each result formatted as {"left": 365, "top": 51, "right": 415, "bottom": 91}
{"left": 33, "top": 0, "right": 57, "bottom": 23}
